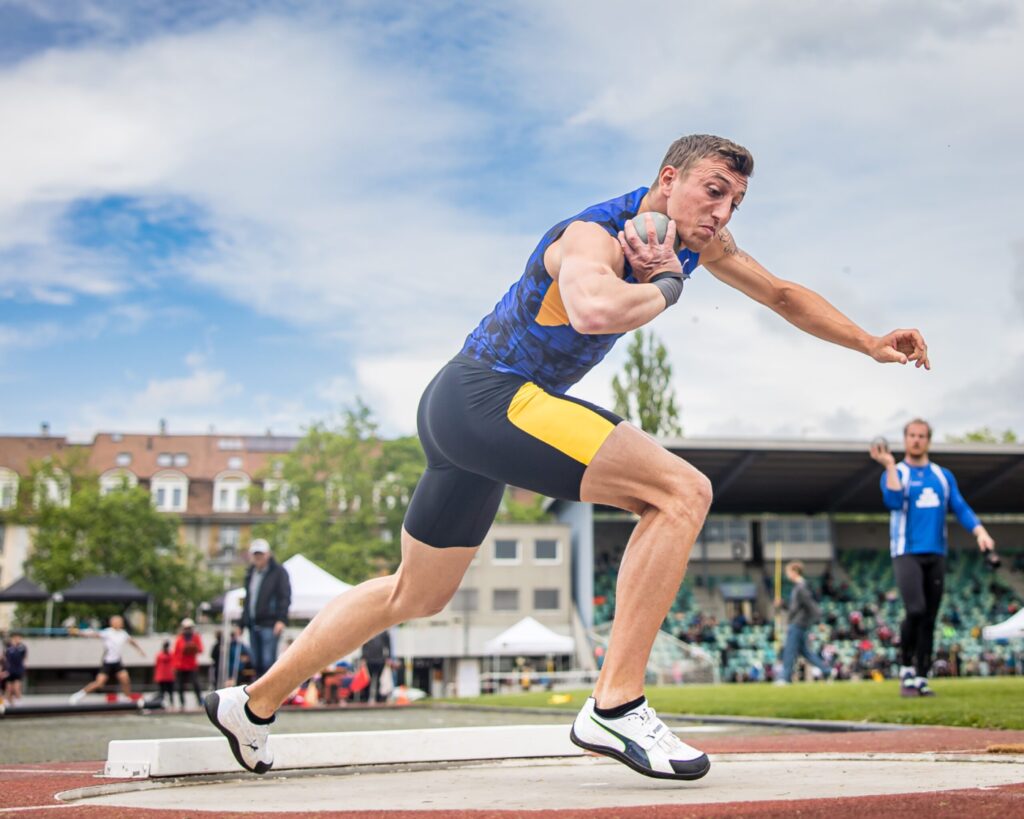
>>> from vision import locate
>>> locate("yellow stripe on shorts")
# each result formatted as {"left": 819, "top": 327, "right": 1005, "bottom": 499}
{"left": 506, "top": 382, "right": 615, "bottom": 465}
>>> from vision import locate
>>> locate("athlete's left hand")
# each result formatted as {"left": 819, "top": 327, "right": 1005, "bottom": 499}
{"left": 974, "top": 526, "right": 996, "bottom": 552}
{"left": 869, "top": 329, "right": 930, "bottom": 369}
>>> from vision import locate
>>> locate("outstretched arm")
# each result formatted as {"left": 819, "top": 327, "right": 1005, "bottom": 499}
{"left": 703, "top": 229, "right": 930, "bottom": 369}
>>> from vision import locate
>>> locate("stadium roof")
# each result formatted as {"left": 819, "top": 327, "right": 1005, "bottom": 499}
{"left": 661, "top": 438, "right": 1024, "bottom": 515}
{"left": 552, "top": 438, "right": 1024, "bottom": 516}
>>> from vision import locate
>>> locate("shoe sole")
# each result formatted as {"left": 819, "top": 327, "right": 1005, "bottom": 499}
{"left": 204, "top": 691, "right": 273, "bottom": 775}
{"left": 569, "top": 727, "right": 710, "bottom": 781}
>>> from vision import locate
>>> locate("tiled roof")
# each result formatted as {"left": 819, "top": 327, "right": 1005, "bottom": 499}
{"left": 0, "top": 431, "right": 305, "bottom": 519}
{"left": 0, "top": 436, "right": 78, "bottom": 472}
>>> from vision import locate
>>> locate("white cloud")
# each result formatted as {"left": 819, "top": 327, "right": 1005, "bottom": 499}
{"left": 2, "top": 4, "right": 1023, "bottom": 442}
{"left": 71, "top": 356, "right": 243, "bottom": 438}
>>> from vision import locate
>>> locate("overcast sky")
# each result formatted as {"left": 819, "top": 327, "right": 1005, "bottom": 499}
{"left": 1, "top": 0, "right": 1022, "bottom": 445}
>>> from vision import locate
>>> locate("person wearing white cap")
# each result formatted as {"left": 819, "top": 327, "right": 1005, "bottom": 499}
{"left": 240, "top": 539, "right": 291, "bottom": 681}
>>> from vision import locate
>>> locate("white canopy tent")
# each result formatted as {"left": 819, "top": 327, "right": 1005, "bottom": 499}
{"left": 483, "top": 616, "right": 575, "bottom": 656}
{"left": 983, "top": 608, "right": 1024, "bottom": 640}
{"left": 224, "top": 554, "right": 352, "bottom": 621}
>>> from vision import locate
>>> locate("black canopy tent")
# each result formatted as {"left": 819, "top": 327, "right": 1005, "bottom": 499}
{"left": 0, "top": 576, "right": 48, "bottom": 602}
{"left": 56, "top": 575, "right": 154, "bottom": 634}
{"left": 0, "top": 576, "right": 56, "bottom": 631}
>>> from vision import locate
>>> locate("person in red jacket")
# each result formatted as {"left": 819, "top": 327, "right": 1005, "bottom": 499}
{"left": 149, "top": 640, "right": 176, "bottom": 707}
{"left": 173, "top": 618, "right": 205, "bottom": 710}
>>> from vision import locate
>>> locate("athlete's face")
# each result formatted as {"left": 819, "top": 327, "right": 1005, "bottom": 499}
{"left": 904, "top": 423, "right": 931, "bottom": 458}
{"left": 660, "top": 157, "right": 747, "bottom": 250}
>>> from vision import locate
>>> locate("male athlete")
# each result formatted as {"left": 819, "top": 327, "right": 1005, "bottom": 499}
{"left": 870, "top": 419, "right": 995, "bottom": 697}
{"left": 207, "top": 134, "right": 929, "bottom": 779}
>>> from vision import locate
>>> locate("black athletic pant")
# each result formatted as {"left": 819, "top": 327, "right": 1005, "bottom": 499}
{"left": 893, "top": 553, "right": 945, "bottom": 675}
{"left": 176, "top": 669, "right": 203, "bottom": 707}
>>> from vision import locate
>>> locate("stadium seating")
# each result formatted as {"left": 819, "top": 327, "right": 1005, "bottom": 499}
{"left": 593, "top": 549, "right": 1022, "bottom": 682}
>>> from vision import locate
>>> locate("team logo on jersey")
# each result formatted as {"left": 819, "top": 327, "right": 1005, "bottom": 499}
{"left": 915, "top": 487, "right": 941, "bottom": 509}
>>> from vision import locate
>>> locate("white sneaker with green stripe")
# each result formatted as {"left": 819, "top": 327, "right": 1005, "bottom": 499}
{"left": 570, "top": 696, "right": 710, "bottom": 780}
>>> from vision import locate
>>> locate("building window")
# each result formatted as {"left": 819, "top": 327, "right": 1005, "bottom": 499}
{"left": 173, "top": 453, "right": 190, "bottom": 467}
{"left": 35, "top": 471, "right": 70, "bottom": 508}
{"left": 100, "top": 469, "right": 138, "bottom": 495}
{"left": 451, "top": 588, "right": 479, "bottom": 612}
{"left": 493, "top": 589, "right": 519, "bottom": 611}
{"left": 533, "top": 589, "right": 560, "bottom": 610}
{"left": 156, "top": 453, "right": 173, "bottom": 467}
{"left": 262, "top": 479, "right": 298, "bottom": 513}
{"left": 534, "top": 539, "right": 560, "bottom": 563}
{"left": 764, "top": 519, "right": 784, "bottom": 544}
{"left": 493, "top": 539, "right": 520, "bottom": 564}
{"left": 785, "top": 519, "right": 809, "bottom": 543}
{"left": 213, "top": 472, "right": 251, "bottom": 512}
{"left": 116, "top": 452, "right": 132, "bottom": 466}
{"left": 219, "top": 525, "right": 240, "bottom": 556}
{"left": 151, "top": 471, "right": 188, "bottom": 512}
{"left": 811, "top": 518, "right": 831, "bottom": 542}
{"left": 0, "top": 469, "right": 18, "bottom": 510}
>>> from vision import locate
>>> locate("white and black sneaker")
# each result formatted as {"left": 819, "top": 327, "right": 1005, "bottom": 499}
{"left": 570, "top": 696, "right": 710, "bottom": 781}
{"left": 899, "top": 666, "right": 920, "bottom": 698}
{"left": 205, "top": 686, "right": 274, "bottom": 774}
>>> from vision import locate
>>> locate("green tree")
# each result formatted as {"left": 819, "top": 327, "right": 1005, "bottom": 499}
{"left": 252, "top": 401, "right": 426, "bottom": 584}
{"left": 611, "top": 329, "right": 683, "bottom": 437}
{"left": 495, "top": 489, "right": 552, "bottom": 523}
{"left": 945, "top": 427, "right": 1018, "bottom": 444}
{"left": 23, "top": 463, "right": 218, "bottom": 631}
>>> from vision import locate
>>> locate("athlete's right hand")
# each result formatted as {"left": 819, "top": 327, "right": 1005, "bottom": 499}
{"left": 869, "top": 443, "right": 895, "bottom": 468}
{"left": 618, "top": 215, "right": 682, "bottom": 283}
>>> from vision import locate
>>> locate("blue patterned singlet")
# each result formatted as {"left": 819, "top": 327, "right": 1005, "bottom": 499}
{"left": 459, "top": 187, "right": 701, "bottom": 394}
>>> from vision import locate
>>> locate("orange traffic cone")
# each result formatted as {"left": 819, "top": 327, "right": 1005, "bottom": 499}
{"left": 394, "top": 685, "right": 409, "bottom": 706}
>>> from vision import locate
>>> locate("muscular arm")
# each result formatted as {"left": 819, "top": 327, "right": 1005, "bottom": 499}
{"left": 555, "top": 221, "right": 668, "bottom": 334}
{"left": 703, "top": 229, "right": 873, "bottom": 354}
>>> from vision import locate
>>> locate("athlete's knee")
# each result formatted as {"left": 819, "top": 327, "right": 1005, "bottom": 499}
{"left": 904, "top": 603, "right": 927, "bottom": 619}
{"left": 385, "top": 571, "right": 457, "bottom": 620}
{"left": 656, "top": 466, "right": 713, "bottom": 526}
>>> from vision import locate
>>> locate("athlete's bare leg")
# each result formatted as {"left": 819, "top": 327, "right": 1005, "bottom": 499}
{"left": 580, "top": 423, "right": 712, "bottom": 709}
{"left": 246, "top": 532, "right": 477, "bottom": 718}
{"left": 116, "top": 669, "right": 132, "bottom": 696}
{"left": 81, "top": 672, "right": 109, "bottom": 695}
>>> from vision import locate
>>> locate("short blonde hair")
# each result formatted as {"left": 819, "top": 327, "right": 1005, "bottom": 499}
{"left": 786, "top": 560, "right": 805, "bottom": 577}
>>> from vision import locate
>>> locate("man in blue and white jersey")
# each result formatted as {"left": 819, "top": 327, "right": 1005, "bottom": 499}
{"left": 870, "top": 418, "right": 996, "bottom": 697}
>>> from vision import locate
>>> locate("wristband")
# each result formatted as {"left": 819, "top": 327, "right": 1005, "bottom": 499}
{"left": 650, "top": 271, "right": 684, "bottom": 308}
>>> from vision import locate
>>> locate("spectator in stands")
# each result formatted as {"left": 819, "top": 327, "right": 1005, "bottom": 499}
{"left": 776, "top": 561, "right": 833, "bottom": 684}
{"left": 871, "top": 418, "right": 997, "bottom": 697}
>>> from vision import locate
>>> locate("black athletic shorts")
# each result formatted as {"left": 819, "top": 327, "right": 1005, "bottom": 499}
{"left": 100, "top": 661, "right": 124, "bottom": 677}
{"left": 404, "top": 354, "right": 623, "bottom": 548}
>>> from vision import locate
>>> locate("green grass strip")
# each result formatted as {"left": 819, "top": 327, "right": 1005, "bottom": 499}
{"left": 445, "top": 677, "right": 1024, "bottom": 731}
